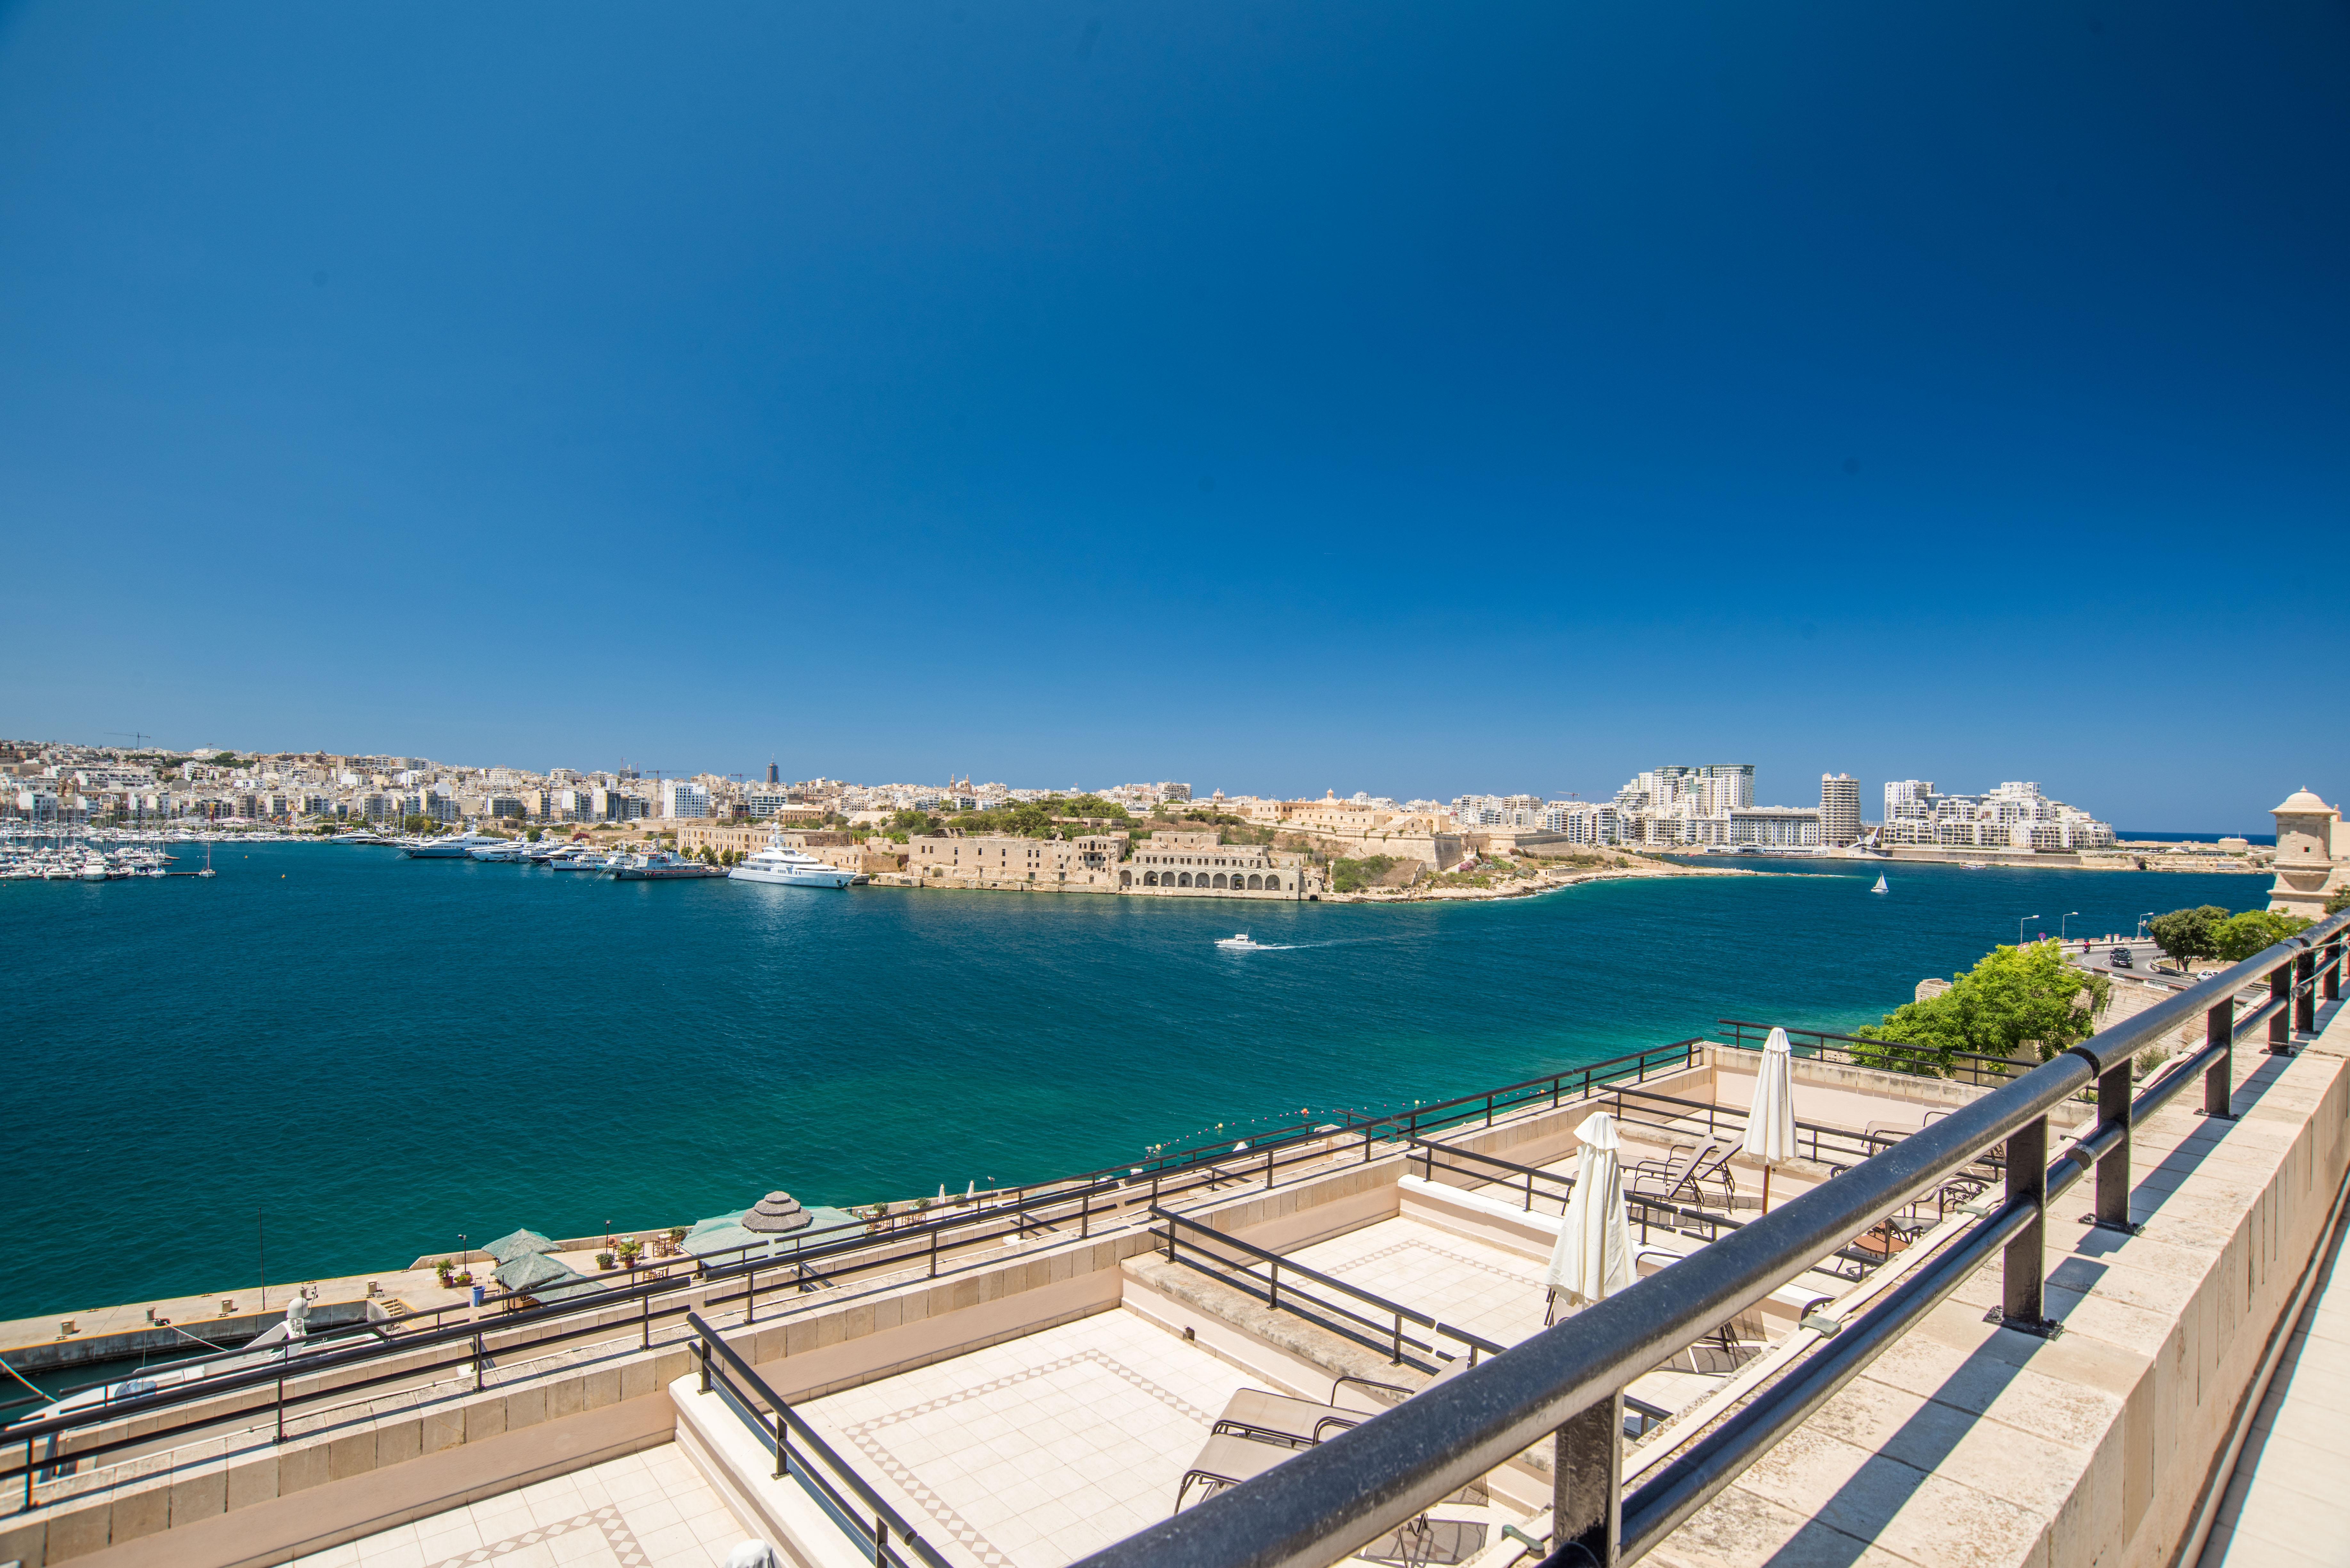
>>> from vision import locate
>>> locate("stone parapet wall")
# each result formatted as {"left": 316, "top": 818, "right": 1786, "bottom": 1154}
{"left": 1654, "top": 1012, "right": 2350, "bottom": 1568}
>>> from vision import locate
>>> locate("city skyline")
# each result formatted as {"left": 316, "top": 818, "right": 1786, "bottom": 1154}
{"left": 4, "top": 3, "right": 2343, "bottom": 830}
{"left": 7, "top": 733, "right": 2171, "bottom": 840}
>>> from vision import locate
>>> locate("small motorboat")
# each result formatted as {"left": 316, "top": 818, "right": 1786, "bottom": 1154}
{"left": 1215, "top": 933, "right": 1268, "bottom": 950}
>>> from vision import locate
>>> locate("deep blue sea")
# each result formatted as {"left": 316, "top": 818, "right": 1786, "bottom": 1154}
{"left": 0, "top": 845, "right": 2270, "bottom": 1322}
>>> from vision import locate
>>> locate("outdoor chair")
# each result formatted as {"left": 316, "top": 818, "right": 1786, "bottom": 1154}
{"left": 1211, "top": 1389, "right": 1369, "bottom": 1451}
{"left": 1175, "top": 1431, "right": 1295, "bottom": 1511}
{"left": 1183, "top": 1363, "right": 1483, "bottom": 1511}
{"left": 1626, "top": 1140, "right": 1715, "bottom": 1205}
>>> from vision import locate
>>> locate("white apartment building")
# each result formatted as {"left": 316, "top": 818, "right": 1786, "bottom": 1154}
{"left": 1542, "top": 802, "right": 1623, "bottom": 844}
{"left": 1613, "top": 764, "right": 1754, "bottom": 818}
{"left": 1610, "top": 764, "right": 1828, "bottom": 849}
{"left": 594, "top": 787, "right": 651, "bottom": 822}
{"left": 1881, "top": 779, "right": 2115, "bottom": 850}
{"left": 743, "top": 787, "right": 797, "bottom": 818}
{"left": 1820, "top": 774, "right": 1861, "bottom": 846}
{"left": 1453, "top": 794, "right": 1549, "bottom": 828}
{"left": 660, "top": 780, "right": 711, "bottom": 819}
{"left": 1728, "top": 807, "right": 1824, "bottom": 847}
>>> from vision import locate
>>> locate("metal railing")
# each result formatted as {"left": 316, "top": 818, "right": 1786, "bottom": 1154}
{"left": 686, "top": 1311, "right": 950, "bottom": 1568}
{"left": 1152, "top": 1208, "right": 1506, "bottom": 1373}
{"left": 1717, "top": 1019, "right": 2041, "bottom": 1088}
{"left": 1401, "top": 1139, "right": 1936, "bottom": 1281}
{"left": 1072, "top": 909, "right": 2350, "bottom": 1568}
{"left": 1, "top": 1035, "right": 1723, "bottom": 1509}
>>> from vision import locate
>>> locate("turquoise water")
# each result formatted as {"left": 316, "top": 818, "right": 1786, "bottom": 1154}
{"left": 0, "top": 845, "right": 2267, "bottom": 1322}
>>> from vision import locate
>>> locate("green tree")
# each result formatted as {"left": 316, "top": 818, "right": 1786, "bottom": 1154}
{"left": 1855, "top": 941, "right": 2112, "bottom": 1074}
{"left": 2148, "top": 905, "right": 2229, "bottom": 971}
{"left": 2212, "top": 909, "right": 2310, "bottom": 961}
{"left": 1331, "top": 854, "right": 1401, "bottom": 892}
{"left": 2328, "top": 887, "right": 2350, "bottom": 917}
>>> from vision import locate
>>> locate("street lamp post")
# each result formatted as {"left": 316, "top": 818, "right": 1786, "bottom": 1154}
{"left": 2018, "top": 915, "right": 2040, "bottom": 946}
{"left": 2060, "top": 910, "right": 2081, "bottom": 942}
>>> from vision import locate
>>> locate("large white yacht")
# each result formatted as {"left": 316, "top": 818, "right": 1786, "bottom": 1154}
{"left": 401, "top": 828, "right": 501, "bottom": 859}
{"left": 728, "top": 835, "right": 860, "bottom": 889}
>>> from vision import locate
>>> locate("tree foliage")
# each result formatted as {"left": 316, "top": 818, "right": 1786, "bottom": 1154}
{"left": 1331, "top": 854, "right": 1401, "bottom": 893}
{"left": 2212, "top": 909, "right": 2310, "bottom": 962}
{"left": 1855, "top": 941, "right": 2111, "bottom": 1074}
{"left": 2328, "top": 887, "right": 2350, "bottom": 917}
{"left": 2148, "top": 905, "right": 2229, "bottom": 970}
{"left": 938, "top": 794, "right": 1132, "bottom": 839}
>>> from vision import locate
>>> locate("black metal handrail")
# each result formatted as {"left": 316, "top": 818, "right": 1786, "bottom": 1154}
{"left": 1401, "top": 1139, "right": 1916, "bottom": 1279}
{"left": 1152, "top": 1207, "right": 1506, "bottom": 1372}
{"left": 7, "top": 1033, "right": 1721, "bottom": 1489}
{"left": 1073, "top": 910, "right": 2349, "bottom": 1568}
{"left": 686, "top": 1311, "right": 950, "bottom": 1568}
{"left": 1591, "top": 1083, "right": 1936, "bottom": 1172}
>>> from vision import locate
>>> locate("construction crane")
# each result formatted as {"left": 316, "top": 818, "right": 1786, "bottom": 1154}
{"left": 106, "top": 731, "right": 152, "bottom": 749}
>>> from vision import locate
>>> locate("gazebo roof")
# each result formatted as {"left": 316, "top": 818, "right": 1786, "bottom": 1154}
{"left": 2273, "top": 788, "right": 2336, "bottom": 816}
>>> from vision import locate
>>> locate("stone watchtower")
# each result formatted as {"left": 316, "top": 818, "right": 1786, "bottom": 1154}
{"left": 2269, "top": 788, "right": 2346, "bottom": 919}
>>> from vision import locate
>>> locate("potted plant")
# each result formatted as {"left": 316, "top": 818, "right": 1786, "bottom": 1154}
{"left": 616, "top": 1239, "right": 643, "bottom": 1267}
{"left": 434, "top": 1258, "right": 456, "bottom": 1288}
{"left": 596, "top": 1251, "right": 617, "bottom": 1271}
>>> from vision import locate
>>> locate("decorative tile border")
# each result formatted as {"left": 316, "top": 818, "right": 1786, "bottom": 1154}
{"left": 834, "top": 1348, "right": 1213, "bottom": 1568}
{"left": 428, "top": 1503, "right": 648, "bottom": 1568}
{"left": 1334, "top": 1236, "right": 1544, "bottom": 1289}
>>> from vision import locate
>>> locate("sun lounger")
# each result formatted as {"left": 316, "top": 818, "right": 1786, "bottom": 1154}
{"left": 1211, "top": 1388, "right": 1366, "bottom": 1450}
{"left": 1627, "top": 1140, "right": 1718, "bottom": 1205}
{"left": 1175, "top": 1431, "right": 1295, "bottom": 1510}
{"left": 1186, "top": 1361, "right": 1478, "bottom": 1510}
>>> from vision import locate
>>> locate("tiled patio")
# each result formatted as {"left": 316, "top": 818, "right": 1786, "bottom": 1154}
{"left": 287, "top": 1444, "right": 750, "bottom": 1568}
{"left": 794, "top": 1308, "right": 1260, "bottom": 1568}
{"left": 1286, "top": 1215, "right": 1552, "bottom": 1350}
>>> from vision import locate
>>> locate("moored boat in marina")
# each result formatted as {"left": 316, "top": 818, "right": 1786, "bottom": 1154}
{"left": 727, "top": 835, "right": 859, "bottom": 888}
{"left": 605, "top": 850, "right": 726, "bottom": 881}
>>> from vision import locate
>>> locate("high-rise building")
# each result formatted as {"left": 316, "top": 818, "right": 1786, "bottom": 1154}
{"left": 1884, "top": 779, "right": 1935, "bottom": 820}
{"left": 766, "top": 759, "right": 780, "bottom": 785}
{"left": 661, "top": 779, "right": 712, "bottom": 819}
{"left": 1820, "top": 774, "right": 1861, "bottom": 845}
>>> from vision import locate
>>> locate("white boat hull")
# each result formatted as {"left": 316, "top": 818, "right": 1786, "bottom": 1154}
{"left": 728, "top": 865, "right": 856, "bottom": 888}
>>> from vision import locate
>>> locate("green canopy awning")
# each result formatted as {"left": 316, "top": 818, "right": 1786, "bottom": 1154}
{"left": 495, "top": 1249, "right": 586, "bottom": 1294}
{"left": 484, "top": 1228, "right": 560, "bottom": 1266}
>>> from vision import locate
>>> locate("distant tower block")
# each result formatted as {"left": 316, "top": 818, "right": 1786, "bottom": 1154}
{"left": 766, "top": 759, "right": 779, "bottom": 785}
{"left": 1820, "top": 773, "right": 1861, "bottom": 846}
{"left": 2269, "top": 788, "right": 2346, "bottom": 918}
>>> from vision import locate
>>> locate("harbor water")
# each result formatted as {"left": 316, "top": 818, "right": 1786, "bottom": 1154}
{"left": 0, "top": 844, "right": 2270, "bottom": 1321}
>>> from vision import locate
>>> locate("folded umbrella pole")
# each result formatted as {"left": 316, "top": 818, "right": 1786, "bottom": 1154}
{"left": 1545, "top": 1110, "right": 1635, "bottom": 1317}
{"left": 1742, "top": 1026, "right": 1799, "bottom": 1211}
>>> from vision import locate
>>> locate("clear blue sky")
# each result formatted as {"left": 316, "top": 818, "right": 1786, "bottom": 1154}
{"left": 2, "top": 2, "right": 2343, "bottom": 828}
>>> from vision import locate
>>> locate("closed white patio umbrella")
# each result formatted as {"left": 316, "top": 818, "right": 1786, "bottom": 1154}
{"left": 1545, "top": 1111, "right": 1635, "bottom": 1320}
{"left": 1742, "top": 1027, "right": 1799, "bottom": 1211}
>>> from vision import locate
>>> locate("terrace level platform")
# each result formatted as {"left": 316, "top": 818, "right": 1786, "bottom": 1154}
{"left": 6, "top": 1003, "right": 2345, "bottom": 1568}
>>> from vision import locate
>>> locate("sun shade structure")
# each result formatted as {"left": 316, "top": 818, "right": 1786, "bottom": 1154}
{"left": 741, "top": 1192, "right": 812, "bottom": 1234}
{"left": 1742, "top": 1026, "right": 1799, "bottom": 1210}
{"left": 493, "top": 1249, "right": 594, "bottom": 1299}
{"left": 1545, "top": 1109, "right": 1635, "bottom": 1311}
{"left": 483, "top": 1228, "right": 560, "bottom": 1265}
{"left": 681, "top": 1212, "right": 761, "bottom": 1258}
